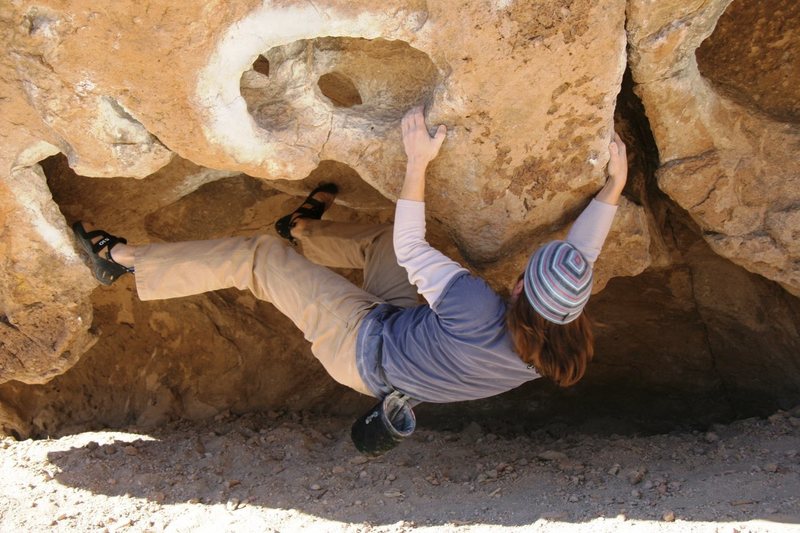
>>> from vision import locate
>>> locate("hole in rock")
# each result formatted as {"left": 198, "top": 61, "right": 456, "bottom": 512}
{"left": 252, "top": 54, "right": 270, "bottom": 77}
{"left": 241, "top": 37, "right": 438, "bottom": 132}
{"left": 696, "top": 0, "right": 800, "bottom": 123}
{"left": 317, "top": 71, "right": 362, "bottom": 108}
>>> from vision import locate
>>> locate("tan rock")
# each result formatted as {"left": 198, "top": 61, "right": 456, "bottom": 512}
{"left": 1, "top": 0, "right": 648, "bottom": 389}
{"left": 0, "top": 163, "right": 96, "bottom": 384}
{"left": 6, "top": 0, "right": 797, "bottom": 439}
{"left": 628, "top": 0, "right": 800, "bottom": 296}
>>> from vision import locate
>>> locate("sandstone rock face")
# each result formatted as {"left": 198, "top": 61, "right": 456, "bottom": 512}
{"left": 0, "top": 156, "right": 97, "bottom": 385}
{"left": 0, "top": 1, "right": 798, "bottom": 438}
{"left": 627, "top": 0, "right": 800, "bottom": 296}
{"left": 0, "top": 0, "right": 645, "bottom": 382}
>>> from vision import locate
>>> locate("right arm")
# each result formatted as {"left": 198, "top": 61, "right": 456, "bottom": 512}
{"left": 594, "top": 132, "right": 628, "bottom": 206}
{"left": 566, "top": 133, "right": 629, "bottom": 262}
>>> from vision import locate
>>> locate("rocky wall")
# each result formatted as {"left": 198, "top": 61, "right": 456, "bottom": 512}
{"left": 0, "top": 0, "right": 798, "bottom": 438}
{"left": 627, "top": 0, "right": 800, "bottom": 296}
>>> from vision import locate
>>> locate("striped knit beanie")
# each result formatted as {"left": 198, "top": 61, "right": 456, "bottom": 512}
{"left": 523, "top": 241, "right": 593, "bottom": 325}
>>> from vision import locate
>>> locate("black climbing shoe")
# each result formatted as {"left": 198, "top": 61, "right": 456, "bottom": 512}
{"left": 274, "top": 183, "right": 338, "bottom": 244}
{"left": 72, "top": 221, "right": 134, "bottom": 285}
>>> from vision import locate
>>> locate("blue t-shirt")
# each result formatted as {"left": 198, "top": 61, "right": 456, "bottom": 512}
{"left": 355, "top": 271, "right": 539, "bottom": 403}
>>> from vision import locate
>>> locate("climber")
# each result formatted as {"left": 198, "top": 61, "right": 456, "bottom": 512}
{"left": 72, "top": 106, "right": 628, "bottom": 453}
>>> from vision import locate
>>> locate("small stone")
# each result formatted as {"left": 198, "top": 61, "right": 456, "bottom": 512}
{"left": 309, "top": 484, "right": 322, "bottom": 491}
{"left": 568, "top": 495, "right": 579, "bottom": 503}
{"left": 631, "top": 489, "right": 642, "bottom": 499}
{"left": 538, "top": 450, "right": 568, "bottom": 462}
{"left": 226, "top": 498, "right": 240, "bottom": 511}
{"left": 768, "top": 413, "right": 785, "bottom": 423}
{"left": 462, "top": 421, "right": 484, "bottom": 438}
{"left": 607, "top": 464, "right": 621, "bottom": 476}
{"left": 359, "top": 471, "right": 369, "bottom": 479}
{"left": 384, "top": 490, "right": 403, "bottom": 498}
{"left": 387, "top": 473, "right": 397, "bottom": 481}
{"left": 788, "top": 417, "right": 800, "bottom": 428}
{"left": 704, "top": 432, "right": 719, "bottom": 443}
{"left": 226, "top": 479, "right": 241, "bottom": 489}
{"left": 123, "top": 445, "right": 139, "bottom": 456}
{"left": 627, "top": 468, "right": 646, "bottom": 485}
{"left": 662, "top": 511, "right": 675, "bottom": 522}
{"left": 103, "top": 445, "right": 117, "bottom": 455}
{"left": 560, "top": 460, "right": 585, "bottom": 473}
{"left": 332, "top": 466, "right": 346, "bottom": 475}
{"left": 350, "top": 455, "right": 369, "bottom": 465}
{"left": 765, "top": 463, "right": 779, "bottom": 473}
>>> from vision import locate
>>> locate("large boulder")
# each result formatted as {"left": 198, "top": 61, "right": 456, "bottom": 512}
{"left": 1, "top": 0, "right": 798, "bottom": 438}
{"left": 627, "top": 0, "right": 800, "bottom": 296}
{"left": 0, "top": 0, "right": 646, "bottom": 385}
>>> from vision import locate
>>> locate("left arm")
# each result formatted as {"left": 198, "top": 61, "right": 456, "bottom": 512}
{"left": 399, "top": 106, "right": 446, "bottom": 202}
{"left": 394, "top": 107, "right": 467, "bottom": 307}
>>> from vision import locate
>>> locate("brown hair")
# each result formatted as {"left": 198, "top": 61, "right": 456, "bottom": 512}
{"left": 506, "top": 288, "right": 594, "bottom": 387}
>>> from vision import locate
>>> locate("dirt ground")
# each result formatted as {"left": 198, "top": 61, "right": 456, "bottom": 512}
{"left": 1, "top": 406, "right": 799, "bottom": 532}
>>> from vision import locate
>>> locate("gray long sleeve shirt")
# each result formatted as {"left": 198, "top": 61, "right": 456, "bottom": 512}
{"left": 355, "top": 198, "right": 618, "bottom": 402}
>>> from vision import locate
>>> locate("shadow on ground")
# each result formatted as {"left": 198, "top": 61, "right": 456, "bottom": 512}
{"left": 43, "top": 410, "right": 800, "bottom": 528}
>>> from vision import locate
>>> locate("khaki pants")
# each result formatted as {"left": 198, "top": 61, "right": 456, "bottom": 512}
{"left": 134, "top": 222, "right": 417, "bottom": 396}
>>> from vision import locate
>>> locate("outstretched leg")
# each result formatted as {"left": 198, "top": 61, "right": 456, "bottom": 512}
{"left": 73, "top": 227, "right": 378, "bottom": 395}
{"left": 140, "top": 236, "right": 378, "bottom": 393}
{"left": 277, "top": 184, "right": 418, "bottom": 309}
{"left": 295, "top": 220, "right": 419, "bottom": 309}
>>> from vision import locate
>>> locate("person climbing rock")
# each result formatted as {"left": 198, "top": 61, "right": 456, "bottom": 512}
{"left": 73, "top": 106, "right": 628, "bottom": 454}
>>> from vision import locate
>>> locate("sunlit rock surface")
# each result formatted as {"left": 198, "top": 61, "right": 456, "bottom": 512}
{"left": 0, "top": 0, "right": 798, "bottom": 438}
